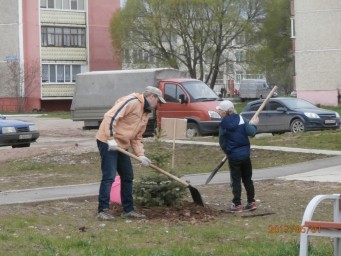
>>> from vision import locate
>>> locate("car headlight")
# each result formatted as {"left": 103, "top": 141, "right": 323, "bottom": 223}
{"left": 304, "top": 112, "right": 320, "bottom": 118}
{"left": 208, "top": 110, "right": 221, "bottom": 119}
{"left": 29, "top": 125, "right": 38, "bottom": 131}
{"left": 2, "top": 127, "right": 16, "bottom": 133}
{"left": 335, "top": 112, "right": 340, "bottom": 118}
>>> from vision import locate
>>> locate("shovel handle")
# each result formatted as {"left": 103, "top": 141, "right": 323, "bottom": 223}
{"left": 116, "top": 147, "right": 189, "bottom": 187}
{"left": 251, "top": 85, "right": 278, "bottom": 122}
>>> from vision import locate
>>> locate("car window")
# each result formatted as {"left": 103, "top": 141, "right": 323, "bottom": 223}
{"left": 249, "top": 102, "right": 263, "bottom": 111}
{"left": 281, "top": 98, "right": 317, "bottom": 109}
{"left": 164, "top": 83, "right": 186, "bottom": 103}
{"left": 269, "top": 102, "right": 283, "bottom": 110}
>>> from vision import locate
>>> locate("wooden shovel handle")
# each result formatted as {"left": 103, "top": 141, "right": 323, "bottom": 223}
{"left": 251, "top": 85, "right": 278, "bottom": 121}
{"left": 116, "top": 147, "right": 189, "bottom": 187}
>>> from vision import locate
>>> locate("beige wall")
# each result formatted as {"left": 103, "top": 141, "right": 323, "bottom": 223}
{"left": 0, "top": 0, "right": 20, "bottom": 98}
{"left": 295, "top": 0, "right": 341, "bottom": 105}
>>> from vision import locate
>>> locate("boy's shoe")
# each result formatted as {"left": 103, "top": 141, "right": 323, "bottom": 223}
{"left": 229, "top": 203, "right": 243, "bottom": 213}
{"left": 243, "top": 202, "right": 257, "bottom": 211}
{"left": 121, "top": 210, "right": 146, "bottom": 219}
{"left": 96, "top": 209, "right": 115, "bottom": 221}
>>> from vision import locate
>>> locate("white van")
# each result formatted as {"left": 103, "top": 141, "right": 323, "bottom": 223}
{"left": 239, "top": 79, "right": 272, "bottom": 102}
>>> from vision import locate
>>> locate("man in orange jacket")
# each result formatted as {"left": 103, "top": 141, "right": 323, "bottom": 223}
{"left": 95, "top": 86, "right": 166, "bottom": 221}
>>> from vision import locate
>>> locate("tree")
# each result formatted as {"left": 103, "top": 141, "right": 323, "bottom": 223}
{"left": 4, "top": 60, "right": 40, "bottom": 112}
{"left": 110, "top": 0, "right": 265, "bottom": 88}
{"left": 245, "top": 0, "right": 293, "bottom": 94}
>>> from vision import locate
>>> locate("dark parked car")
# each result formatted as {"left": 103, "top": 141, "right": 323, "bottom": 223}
{"left": 240, "top": 98, "right": 340, "bottom": 134}
{"left": 0, "top": 115, "right": 40, "bottom": 148}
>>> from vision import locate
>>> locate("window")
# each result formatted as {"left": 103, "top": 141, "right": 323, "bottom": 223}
{"left": 48, "top": 0, "right": 54, "bottom": 8}
{"left": 235, "top": 34, "right": 245, "bottom": 45}
{"left": 164, "top": 84, "right": 185, "bottom": 103}
{"left": 290, "top": 17, "right": 295, "bottom": 38}
{"left": 57, "top": 65, "right": 64, "bottom": 82}
{"left": 65, "top": 65, "right": 71, "bottom": 82}
{"left": 72, "top": 65, "right": 81, "bottom": 82}
{"left": 63, "top": 0, "right": 70, "bottom": 9}
{"left": 42, "top": 64, "right": 81, "bottom": 83}
{"left": 71, "top": 0, "right": 77, "bottom": 9}
{"left": 122, "top": 49, "right": 130, "bottom": 63}
{"left": 41, "top": 26, "right": 86, "bottom": 47}
{"left": 47, "top": 27, "right": 55, "bottom": 46}
{"left": 40, "top": 0, "right": 85, "bottom": 10}
{"left": 236, "top": 71, "right": 243, "bottom": 84}
{"left": 42, "top": 64, "right": 49, "bottom": 82}
{"left": 40, "top": 0, "right": 47, "bottom": 8}
{"left": 41, "top": 27, "right": 47, "bottom": 46}
{"left": 55, "top": 28, "right": 63, "bottom": 46}
{"left": 269, "top": 102, "right": 283, "bottom": 111}
{"left": 56, "top": 0, "right": 62, "bottom": 9}
{"left": 250, "top": 102, "right": 262, "bottom": 111}
{"left": 235, "top": 51, "right": 245, "bottom": 63}
{"left": 50, "top": 64, "right": 56, "bottom": 82}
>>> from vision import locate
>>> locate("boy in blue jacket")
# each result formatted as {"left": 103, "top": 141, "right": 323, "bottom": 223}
{"left": 216, "top": 100, "right": 259, "bottom": 212}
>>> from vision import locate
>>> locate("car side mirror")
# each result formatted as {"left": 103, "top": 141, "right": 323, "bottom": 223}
{"left": 178, "top": 94, "right": 187, "bottom": 104}
{"left": 276, "top": 107, "right": 287, "bottom": 112}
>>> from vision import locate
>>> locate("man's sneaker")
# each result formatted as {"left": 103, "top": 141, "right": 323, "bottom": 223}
{"left": 230, "top": 203, "right": 243, "bottom": 213}
{"left": 121, "top": 210, "right": 146, "bottom": 219}
{"left": 243, "top": 202, "right": 257, "bottom": 211}
{"left": 96, "top": 209, "right": 115, "bottom": 221}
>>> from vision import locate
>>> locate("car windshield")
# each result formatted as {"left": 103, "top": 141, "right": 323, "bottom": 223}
{"left": 281, "top": 98, "right": 318, "bottom": 110}
{"left": 181, "top": 81, "right": 219, "bottom": 102}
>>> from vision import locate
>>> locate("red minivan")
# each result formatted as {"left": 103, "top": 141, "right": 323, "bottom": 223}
{"left": 157, "top": 78, "right": 222, "bottom": 137}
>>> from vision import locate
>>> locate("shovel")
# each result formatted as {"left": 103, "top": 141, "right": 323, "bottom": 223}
{"left": 205, "top": 86, "right": 278, "bottom": 184}
{"left": 205, "top": 155, "right": 227, "bottom": 184}
{"left": 116, "top": 147, "right": 205, "bottom": 207}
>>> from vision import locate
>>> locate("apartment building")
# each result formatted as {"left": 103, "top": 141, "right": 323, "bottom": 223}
{"left": 0, "top": 0, "right": 121, "bottom": 112}
{"left": 292, "top": 0, "right": 341, "bottom": 106}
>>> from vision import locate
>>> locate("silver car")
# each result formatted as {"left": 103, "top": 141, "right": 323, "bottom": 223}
{"left": 240, "top": 98, "right": 340, "bottom": 134}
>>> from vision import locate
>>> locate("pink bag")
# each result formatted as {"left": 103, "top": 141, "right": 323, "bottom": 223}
{"left": 110, "top": 176, "right": 121, "bottom": 204}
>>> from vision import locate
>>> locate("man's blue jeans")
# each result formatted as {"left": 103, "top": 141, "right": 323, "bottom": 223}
{"left": 97, "top": 140, "right": 134, "bottom": 213}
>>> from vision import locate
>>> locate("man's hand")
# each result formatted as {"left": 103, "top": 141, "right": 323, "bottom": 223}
{"left": 107, "top": 139, "right": 118, "bottom": 151}
{"left": 138, "top": 156, "right": 151, "bottom": 167}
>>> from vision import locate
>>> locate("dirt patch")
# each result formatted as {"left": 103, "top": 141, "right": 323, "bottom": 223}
{"left": 111, "top": 201, "right": 224, "bottom": 223}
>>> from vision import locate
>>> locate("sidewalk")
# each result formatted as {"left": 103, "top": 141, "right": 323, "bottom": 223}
{"left": 1, "top": 145, "right": 340, "bottom": 205}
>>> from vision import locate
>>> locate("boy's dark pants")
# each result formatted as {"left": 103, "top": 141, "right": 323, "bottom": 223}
{"left": 228, "top": 157, "right": 255, "bottom": 206}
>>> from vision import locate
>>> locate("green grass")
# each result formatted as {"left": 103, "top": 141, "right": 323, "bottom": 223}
{"left": 0, "top": 143, "right": 331, "bottom": 191}
{"left": 250, "top": 130, "right": 341, "bottom": 150}
{"left": 39, "top": 111, "right": 71, "bottom": 119}
{"left": 0, "top": 180, "right": 337, "bottom": 255}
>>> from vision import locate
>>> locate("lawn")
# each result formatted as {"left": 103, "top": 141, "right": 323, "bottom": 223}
{"left": 0, "top": 115, "right": 340, "bottom": 255}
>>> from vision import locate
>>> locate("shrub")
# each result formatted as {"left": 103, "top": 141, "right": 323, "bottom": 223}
{"left": 134, "top": 128, "right": 187, "bottom": 207}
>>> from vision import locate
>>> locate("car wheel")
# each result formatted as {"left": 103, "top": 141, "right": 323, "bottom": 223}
{"left": 290, "top": 119, "right": 305, "bottom": 133}
{"left": 186, "top": 123, "right": 200, "bottom": 138}
{"left": 12, "top": 143, "right": 31, "bottom": 148}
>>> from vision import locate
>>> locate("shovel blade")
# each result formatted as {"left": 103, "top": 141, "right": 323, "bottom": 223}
{"left": 188, "top": 185, "right": 205, "bottom": 207}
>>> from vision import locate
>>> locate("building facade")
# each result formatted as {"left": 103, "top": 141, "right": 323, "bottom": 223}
{"left": 0, "top": 0, "right": 121, "bottom": 112}
{"left": 292, "top": 0, "right": 341, "bottom": 106}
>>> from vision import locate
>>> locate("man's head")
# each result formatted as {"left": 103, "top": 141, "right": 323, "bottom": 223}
{"left": 216, "top": 100, "right": 236, "bottom": 116}
{"left": 143, "top": 86, "right": 166, "bottom": 109}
